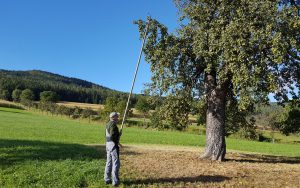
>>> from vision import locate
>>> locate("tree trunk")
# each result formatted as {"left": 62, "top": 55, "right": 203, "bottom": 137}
{"left": 201, "top": 73, "right": 227, "bottom": 161}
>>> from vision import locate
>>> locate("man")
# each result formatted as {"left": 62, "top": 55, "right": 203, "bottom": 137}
{"left": 104, "top": 112, "right": 122, "bottom": 186}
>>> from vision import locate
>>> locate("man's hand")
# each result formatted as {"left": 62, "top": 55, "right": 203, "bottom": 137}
{"left": 118, "top": 143, "right": 123, "bottom": 148}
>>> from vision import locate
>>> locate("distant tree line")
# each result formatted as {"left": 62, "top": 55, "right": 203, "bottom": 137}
{"left": 0, "top": 70, "right": 138, "bottom": 105}
{"left": 1, "top": 70, "right": 298, "bottom": 137}
{"left": 9, "top": 88, "right": 134, "bottom": 123}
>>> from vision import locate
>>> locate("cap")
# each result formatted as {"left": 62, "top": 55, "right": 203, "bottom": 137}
{"left": 109, "top": 112, "right": 120, "bottom": 118}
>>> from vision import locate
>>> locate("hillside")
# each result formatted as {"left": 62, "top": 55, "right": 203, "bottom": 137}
{"left": 0, "top": 69, "right": 135, "bottom": 104}
{"left": 1, "top": 107, "right": 300, "bottom": 187}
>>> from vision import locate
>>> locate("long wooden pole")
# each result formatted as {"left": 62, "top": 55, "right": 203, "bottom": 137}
{"left": 120, "top": 18, "right": 151, "bottom": 134}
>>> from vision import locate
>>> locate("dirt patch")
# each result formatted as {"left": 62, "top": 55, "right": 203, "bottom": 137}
{"left": 120, "top": 145, "right": 300, "bottom": 187}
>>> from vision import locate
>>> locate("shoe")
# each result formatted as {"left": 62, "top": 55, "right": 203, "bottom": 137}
{"left": 105, "top": 180, "right": 112, "bottom": 185}
{"left": 113, "top": 182, "right": 119, "bottom": 187}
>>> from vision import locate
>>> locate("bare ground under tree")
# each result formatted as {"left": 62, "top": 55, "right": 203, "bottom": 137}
{"left": 116, "top": 145, "right": 300, "bottom": 188}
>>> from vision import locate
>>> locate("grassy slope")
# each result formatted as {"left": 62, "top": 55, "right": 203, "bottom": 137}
{"left": 0, "top": 108, "right": 107, "bottom": 187}
{"left": 1, "top": 107, "right": 300, "bottom": 187}
{"left": 1, "top": 107, "right": 300, "bottom": 156}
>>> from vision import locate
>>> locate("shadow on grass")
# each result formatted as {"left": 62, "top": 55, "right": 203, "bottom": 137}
{"left": 0, "top": 139, "right": 106, "bottom": 167}
{"left": 227, "top": 153, "right": 300, "bottom": 164}
{"left": 89, "top": 145, "right": 140, "bottom": 156}
{"left": 123, "top": 175, "right": 231, "bottom": 186}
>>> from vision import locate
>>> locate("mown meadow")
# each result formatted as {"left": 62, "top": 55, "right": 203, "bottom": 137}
{"left": 1, "top": 107, "right": 300, "bottom": 187}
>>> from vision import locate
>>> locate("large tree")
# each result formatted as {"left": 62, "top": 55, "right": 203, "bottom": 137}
{"left": 40, "top": 91, "right": 60, "bottom": 103}
{"left": 135, "top": 97, "right": 151, "bottom": 124}
{"left": 12, "top": 89, "right": 22, "bottom": 102}
{"left": 136, "top": 0, "right": 299, "bottom": 161}
{"left": 274, "top": 99, "right": 300, "bottom": 135}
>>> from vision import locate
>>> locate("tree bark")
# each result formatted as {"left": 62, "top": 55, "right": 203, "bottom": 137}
{"left": 201, "top": 73, "right": 227, "bottom": 161}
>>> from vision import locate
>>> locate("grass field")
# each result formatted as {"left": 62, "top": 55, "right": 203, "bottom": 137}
{"left": 1, "top": 107, "right": 299, "bottom": 156}
{"left": 56, "top": 101, "right": 104, "bottom": 111}
{"left": 1, "top": 107, "right": 300, "bottom": 187}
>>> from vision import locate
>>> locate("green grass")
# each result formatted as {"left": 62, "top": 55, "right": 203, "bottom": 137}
{"left": 1, "top": 107, "right": 300, "bottom": 187}
{"left": 0, "top": 108, "right": 107, "bottom": 187}
{"left": 0, "top": 139, "right": 106, "bottom": 187}
{"left": 1, "top": 107, "right": 299, "bottom": 156}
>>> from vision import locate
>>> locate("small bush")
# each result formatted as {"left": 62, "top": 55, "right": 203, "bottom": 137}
{"left": 149, "top": 110, "right": 164, "bottom": 129}
{"left": 126, "top": 119, "right": 150, "bottom": 128}
{"left": 71, "top": 114, "right": 81, "bottom": 119}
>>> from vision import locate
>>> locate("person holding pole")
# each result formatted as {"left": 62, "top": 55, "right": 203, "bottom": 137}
{"left": 104, "top": 112, "right": 122, "bottom": 186}
{"left": 104, "top": 17, "right": 150, "bottom": 187}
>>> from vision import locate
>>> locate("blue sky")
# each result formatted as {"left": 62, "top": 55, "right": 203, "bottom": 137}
{"left": 0, "top": 0, "right": 178, "bottom": 94}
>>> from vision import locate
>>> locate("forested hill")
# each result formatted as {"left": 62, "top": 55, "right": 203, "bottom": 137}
{"left": 0, "top": 69, "right": 131, "bottom": 104}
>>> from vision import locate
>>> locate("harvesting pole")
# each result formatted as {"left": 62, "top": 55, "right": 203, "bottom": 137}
{"left": 120, "top": 18, "right": 151, "bottom": 135}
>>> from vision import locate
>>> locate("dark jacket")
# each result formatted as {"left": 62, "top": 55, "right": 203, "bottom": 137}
{"left": 106, "top": 121, "right": 120, "bottom": 145}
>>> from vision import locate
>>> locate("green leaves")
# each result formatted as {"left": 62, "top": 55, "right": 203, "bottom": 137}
{"left": 40, "top": 91, "right": 60, "bottom": 103}
{"left": 20, "top": 89, "right": 35, "bottom": 104}
{"left": 136, "top": 0, "right": 299, "bottom": 130}
{"left": 274, "top": 100, "right": 300, "bottom": 135}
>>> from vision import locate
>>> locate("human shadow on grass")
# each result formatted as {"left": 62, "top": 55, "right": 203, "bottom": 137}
{"left": 226, "top": 153, "right": 300, "bottom": 164}
{"left": 87, "top": 145, "right": 140, "bottom": 156}
{"left": 123, "top": 175, "right": 231, "bottom": 186}
{"left": 0, "top": 139, "right": 107, "bottom": 167}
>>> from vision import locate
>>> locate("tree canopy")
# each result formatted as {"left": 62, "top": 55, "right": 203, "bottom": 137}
{"left": 0, "top": 70, "right": 138, "bottom": 105}
{"left": 274, "top": 100, "right": 300, "bottom": 135}
{"left": 12, "top": 89, "right": 22, "bottom": 102}
{"left": 40, "top": 91, "right": 60, "bottom": 103}
{"left": 136, "top": 0, "right": 299, "bottom": 161}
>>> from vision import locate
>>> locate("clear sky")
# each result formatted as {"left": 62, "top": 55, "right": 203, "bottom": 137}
{"left": 0, "top": 0, "right": 178, "bottom": 94}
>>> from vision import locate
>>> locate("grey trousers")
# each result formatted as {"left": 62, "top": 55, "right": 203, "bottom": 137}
{"left": 104, "top": 144, "right": 120, "bottom": 185}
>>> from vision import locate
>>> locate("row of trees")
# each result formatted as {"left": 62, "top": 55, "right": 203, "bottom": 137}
{"left": 11, "top": 89, "right": 134, "bottom": 122}
{"left": 38, "top": 102, "right": 98, "bottom": 122}
{"left": 5, "top": 86, "right": 298, "bottom": 139}
{"left": 7, "top": 88, "right": 60, "bottom": 107}
{"left": 0, "top": 70, "right": 139, "bottom": 105}
{"left": 11, "top": 88, "right": 103, "bottom": 122}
